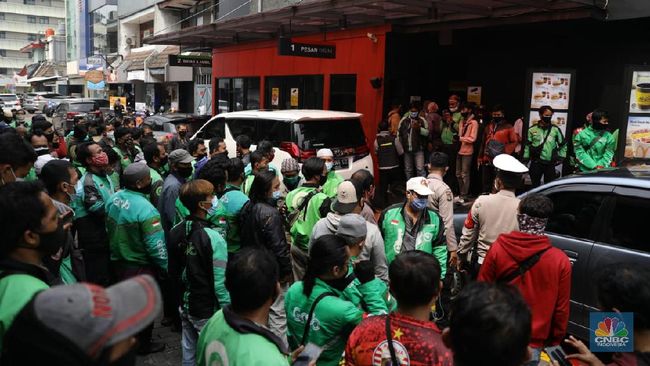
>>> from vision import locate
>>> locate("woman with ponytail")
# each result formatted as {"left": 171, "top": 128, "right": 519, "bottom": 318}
{"left": 284, "top": 234, "right": 365, "bottom": 366}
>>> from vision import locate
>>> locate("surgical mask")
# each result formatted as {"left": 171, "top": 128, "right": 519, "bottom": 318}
{"left": 206, "top": 196, "right": 219, "bottom": 216}
{"left": 283, "top": 175, "right": 301, "bottom": 190}
{"left": 409, "top": 111, "right": 419, "bottom": 119}
{"left": 34, "top": 220, "right": 66, "bottom": 256}
{"left": 272, "top": 190, "right": 282, "bottom": 201}
{"left": 325, "top": 162, "right": 334, "bottom": 172}
{"left": 541, "top": 116, "right": 552, "bottom": 124}
{"left": 91, "top": 152, "right": 109, "bottom": 167}
{"left": 449, "top": 106, "right": 458, "bottom": 113}
{"left": 410, "top": 197, "right": 428, "bottom": 211}
{"left": 64, "top": 183, "right": 77, "bottom": 202}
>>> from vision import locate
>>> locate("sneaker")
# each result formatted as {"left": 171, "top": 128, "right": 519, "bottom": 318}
{"left": 137, "top": 341, "right": 166, "bottom": 355}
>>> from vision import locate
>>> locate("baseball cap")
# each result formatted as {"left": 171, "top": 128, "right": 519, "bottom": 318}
{"left": 429, "top": 152, "right": 449, "bottom": 168}
{"left": 3, "top": 109, "right": 13, "bottom": 118}
{"left": 493, "top": 154, "right": 528, "bottom": 174}
{"left": 336, "top": 214, "right": 367, "bottom": 243}
{"left": 316, "top": 148, "right": 334, "bottom": 158}
{"left": 3, "top": 275, "right": 161, "bottom": 362}
{"left": 406, "top": 177, "right": 434, "bottom": 196}
{"left": 169, "top": 149, "right": 194, "bottom": 164}
{"left": 122, "top": 162, "right": 150, "bottom": 187}
{"left": 281, "top": 158, "right": 300, "bottom": 173}
{"left": 332, "top": 180, "right": 360, "bottom": 214}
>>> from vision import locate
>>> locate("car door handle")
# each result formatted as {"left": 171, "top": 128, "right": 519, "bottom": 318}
{"left": 563, "top": 250, "right": 578, "bottom": 266}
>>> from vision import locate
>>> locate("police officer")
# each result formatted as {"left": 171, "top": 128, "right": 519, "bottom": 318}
{"left": 457, "top": 154, "right": 527, "bottom": 276}
{"left": 378, "top": 177, "right": 447, "bottom": 279}
{"left": 426, "top": 152, "right": 458, "bottom": 268}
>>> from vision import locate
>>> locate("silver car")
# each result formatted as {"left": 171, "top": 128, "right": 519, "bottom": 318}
{"left": 0, "top": 94, "right": 22, "bottom": 111}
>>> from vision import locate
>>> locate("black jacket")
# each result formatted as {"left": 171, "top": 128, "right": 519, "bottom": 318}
{"left": 239, "top": 200, "right": 292, "bottom": 278}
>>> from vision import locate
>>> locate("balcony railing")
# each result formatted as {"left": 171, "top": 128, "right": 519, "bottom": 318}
{"left": 0, "top": 2, "right": 65, "bottom": 18}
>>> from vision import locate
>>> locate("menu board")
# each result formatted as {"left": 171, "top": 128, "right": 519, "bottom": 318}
{"left": 530, "top": 72, "right": 571, "bottom": 110}
{"left": 629, "top": 71, "right": 650, "bottom": 113}
{"left": 624, "top": 116, "right": 650, "bottom": 159}
{"left": 528, "top": 111, "right": 568, "bottom": 135}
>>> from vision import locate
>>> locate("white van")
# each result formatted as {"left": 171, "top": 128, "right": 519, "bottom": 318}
{"left": 191, "top": 110, "right": 374, "bottom": 179}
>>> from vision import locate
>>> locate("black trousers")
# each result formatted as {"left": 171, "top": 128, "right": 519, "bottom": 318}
{"left": 529, "top": 161, "right": 557, "bottom": 188}
{"left": 376, "top": 167, "right": 401, "bottom": 209}
{"left": 480, "top": 164, "right": 496, "bottom": 194}
{"left": 442, "top": 144, "right": 460, "bottom": 195}
{"left": 76, "top": 216, "right": 110, "bottom": 286}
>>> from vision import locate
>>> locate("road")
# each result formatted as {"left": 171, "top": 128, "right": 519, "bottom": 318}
{"left": 136, "top": 321, "right": 182, "bottom": 366}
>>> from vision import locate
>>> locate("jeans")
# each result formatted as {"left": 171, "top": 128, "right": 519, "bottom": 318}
{"left": 456, "top": 154, "right": 472, "bottom": 197}
{"left": 404, "top": 151, "right": 425, "bottom": 179}
{"left": 269, "top": 282, "right": 289, "bottom": 347}
{"left": 180, "top": 310, "right": 209, "bottom": 366}
{"left": 529, "top": 161, "right": 557, "bottom": 188}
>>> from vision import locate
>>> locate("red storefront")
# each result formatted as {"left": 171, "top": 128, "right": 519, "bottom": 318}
{"left": 211, "top": 24, "right": 390, "bottom": 143}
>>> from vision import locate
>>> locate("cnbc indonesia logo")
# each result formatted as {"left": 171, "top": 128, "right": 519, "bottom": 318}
{"left": 590, "top": 312, "right": 633, "bottom": 352}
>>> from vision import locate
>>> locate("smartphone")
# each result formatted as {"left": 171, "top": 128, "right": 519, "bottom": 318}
{"left": 544, "top": 345, "right": 571, "bottom": 366}
{"left": 292, "top": 343, "right": 322, "bottom": 366}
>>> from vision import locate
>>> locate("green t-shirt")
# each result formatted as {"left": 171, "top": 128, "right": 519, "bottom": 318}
{"left": 0, "top": 274, "right": 49, "bottom": 352}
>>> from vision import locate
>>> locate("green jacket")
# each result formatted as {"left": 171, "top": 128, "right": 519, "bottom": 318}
{"left": 149, "top": 167, "right": 164, "bottom": 207}
{"left": 523, "top": 124, "right": 567, "bottom": 163}
{"left": 210, "top": 184, "right": 250, "bottom": 253}
{"left": 285, "top": 278, "right": 365, "bottom": 366}
{"left": 113, "top": 146, "right": 134, "bottom": 171}
{"left": 0, "top": 274, "right": 49, "bottom": 352}
{"left": 322, "top": 171, "right": 343, "bottom": 198}
{"left": 196, "top": 308, "right": 290, "bottom": 366}
{"left": 287, "top": 185, "right": 328, "bottom": 251}
{"left": 573, "top": 126, "right": 617, "bottom": 171}
{"left": 441, "top": 112, "right": 462, "bottom": 145}
{"left": 243, "top": 175, "right": 255, "bottom": 196}
{"left": 72, "top": 171, "right": 115, "bottom": 219}
{"left": 379, "top": 203, "right": 447, "bottom": 278}
{"left": 105, "top": 189, "right": 168, "bottom": 271}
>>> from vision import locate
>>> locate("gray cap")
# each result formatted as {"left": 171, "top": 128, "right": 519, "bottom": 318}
{"left": 336, "top": 214, "right": 367, "bottom": 243}
{"left": 169, "top": 149, "right": 194, "bottom": 165}
{"left": 122, "top": 162, "right": 150, "bottom": 188}
{"left": 30, "top": 275, "right": 161, "bottom": 358}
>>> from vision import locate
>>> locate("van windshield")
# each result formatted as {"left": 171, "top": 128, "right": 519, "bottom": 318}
{"left": 294, "top": 118, "right": 365, "bottom": 149}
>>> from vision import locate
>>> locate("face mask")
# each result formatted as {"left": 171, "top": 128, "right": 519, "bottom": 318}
{"left": 593, "top": 121, "right": 607, "bottom": 131}
{"left": 318, "top": 174, "right": 327, "bottom": 187}
{"left": 34, "top": 147, "right": 50, "bottom": 156}
{"left": 134, "top": 182, "right": 152, "bottom": 195}
{"left": 35, "top": 219, "right": 66, "bottom": 256}
{"left": 409, "top": 111, "right": 419, "bottom": 119}
{"left": 159, "top": 156, "right": 169, "bottom": 167}
{"left": 91, "top": 152, "right": 109, "bottom": 167}
{"left": 325, "top": 162, "right": 334, "bottom": 172}
{"left": 177, "top": 166, "right": 193, "bottom": 179}
{"left": 324, "top": 273, "right": 354, "bottom": 292}
{"left": 493, "top": 116, "right": 503, "bottom": 123}
{"left": 541, "top": 116, "right": 552, "bottom": 124}
{"left": 196, "top": 154, "right": 207, "bottom": 161}
{"left": 461, "top": 112, "right": 469, "bottom": 118}
{"left": 272, "top": 190, "right": 282, "bottom": 201}
{"left": 410, "top": 197, "right": 428, "bottom": 211}
{"left": 517, "top": 213, "right": 547, "bottom": 236}
{"left": 64, "top": 182, "right": 77, "bottom": 202}
{"left": 178, "top": 131, "right": 187, "bottom": 138}
{"left": 449, "top": 106, "right": 458, "bottom": 113}
{"left": 284, "top": 175, "right": 301, "bottom": 190}
{"left": 44, "top": 132, "right": 54, "bottom": 143}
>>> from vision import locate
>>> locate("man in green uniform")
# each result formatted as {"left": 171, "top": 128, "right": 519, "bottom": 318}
{"left": 169, "top": 179, "right": 230, "bottom": 366}
{"left": 105, "top": 162, "right": 167, "bottom": 354}
{"left": 379, "top": 177, "right": 447, "bottom": 279}
{"left": 286, "top": 157, "right": 328, "bottom": 279}
{"left": 243, "top": 150, "right": 268, "bottom": 195}
{"left": 0, "top": 182, "right": 63, "bottom": 351}
{"left": 211, "top": 158, "right": 249, "bottom": 254}
{"left": 523, "top": 105, "right": 567, "bottom": 187}
{"left": 0, "top": 132, "right": 37, "bottom": 186}
{"left": 573, "top": 109, "right": 616, "bottom": 172}
{"left": 317, "top": 148, "right": 344, "bottom": 198}
{"left": 196, "top": 248, "right": 291, "bottom": 366}
{"left": 72, "top": 141, "right": 116, "bottom": 286}
{"left": 112, "top": 127, "right": 138, "bottom": 174}
{"left": 143, "top": 142, "right": 168, "bottom": 207}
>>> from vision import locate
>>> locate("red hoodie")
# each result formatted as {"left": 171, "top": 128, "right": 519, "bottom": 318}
{"left": 478, "top": 231, "right": 572, "bottom": 348}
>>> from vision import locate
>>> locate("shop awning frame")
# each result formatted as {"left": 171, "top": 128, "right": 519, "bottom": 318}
{"left": 144, "top": 0, "right": 607, "bottom": 48}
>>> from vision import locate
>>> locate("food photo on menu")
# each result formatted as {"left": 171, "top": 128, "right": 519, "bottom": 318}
{"left": 530, "top": 72, "right": 571, "bottom": 110}
{"left": 629, "top": 71, "right": 650, "bottom": 113}
{"left": 625, "top": 116, "right": 650, "bottom": 159}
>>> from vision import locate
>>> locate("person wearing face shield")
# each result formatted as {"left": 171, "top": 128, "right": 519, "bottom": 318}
{"left": 378, "top": 177, "right": 447, "bottom": 279}
{"left": 523, "top": 105, "right": 567, "bottom": 188}
{"left": 105, "top": 162, "right": 167, "bottom": 355}
{"left": 573, "top": 109, "right": 617, "bottom": 172}
{"left": 398, "top": 104, "right": 429, "bottom": 179}
{"left": 0, "top": 182, "right": 64, "bottom": 351}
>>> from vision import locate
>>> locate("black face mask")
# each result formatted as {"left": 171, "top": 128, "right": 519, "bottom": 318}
{"left": 178, "top": 131, "right": 187, "bottom": 138}
{"left": 134, "top": 183, "right": 152, "bottom": 195}
{"left": 593, "top": 122, "right": 608, "bottom": 131}
{"left": 324, "top": 273, "right": 354, "bottom": 292}
{"left": 541, "top": 116, "right": 552, "bottom": 125}
{"left": 196, "top": 154, "right": 207, "bottom": 161}
{"left": 461, "top": 112, "right": 469, "bottom": 118}
{"left": 159, "top": 157, "right": 169, "bottom": 167}
{"left": 318, "top": 175, "right": 327, "bottom": 187}
{"left": 493, "top": 117, "right": 503, "bottom": 124}
{"left": 177, "top": 166, "right": 193, "bottom": 179}
{"left": 44, "top": 132, "right": 54, "bottom": 143}
{"left": 35, "top": 220, "right": 66, "bottom": 256}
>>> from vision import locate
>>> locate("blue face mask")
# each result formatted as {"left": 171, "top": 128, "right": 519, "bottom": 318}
{"left": 206, "top": 196, "right": 219, "bottom": 216}
{"left": 410, "top": 197, "right": 428, "bottom": 211}
{"left": 272, "top": 190, "right": 283, "bottom": 201}
{"left": 325, "top": 162, "right": 334, "bottom": 172}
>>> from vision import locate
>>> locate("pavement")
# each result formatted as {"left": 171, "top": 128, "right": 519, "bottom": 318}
{"left": 136, "top": 320, "right": 182, "bottom": 366}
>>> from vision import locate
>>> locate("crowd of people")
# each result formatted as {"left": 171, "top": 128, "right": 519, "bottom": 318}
{"left": 0, "top": 104, "right": 647, "bottom": 366}
{"left": 375, "top": 97, "right": 617, "bottom": 207}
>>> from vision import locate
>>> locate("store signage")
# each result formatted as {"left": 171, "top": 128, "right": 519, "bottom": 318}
{"left": 87, "top": 56, "right": 104, "bottom": 65}
{"left": 169, "top": 55, "right": 212, "bottom": 67}
{"left": 278, "top": 37, "right": 336, "bottom": 59}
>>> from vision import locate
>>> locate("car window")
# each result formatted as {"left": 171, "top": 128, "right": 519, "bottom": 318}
{"left": 256, "top": 120, "right": 291, "bottom": 145}
{"left": 227, "top": 119, "right": 257, "bottom": 143}
{"left": 293, "top": 118, "right": 366, "bottom": 149}
{"left": 545, "top": 191, "right": 606, "bottom": 240}
{"left": 600, "top": 195, "right": 649, "bottom": 252}
{"left": 0, "top": 95, "right": 17, "bottom": 100}
{"left": 201, "top": 117, "right": 226, "bottom": 139}
{"left": 69, "top": 103, "right": 96, "bottom": 112}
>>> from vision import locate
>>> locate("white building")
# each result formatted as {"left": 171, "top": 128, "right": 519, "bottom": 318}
{"left": 0, "top": 0, "right": 65, "bottom": 77}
